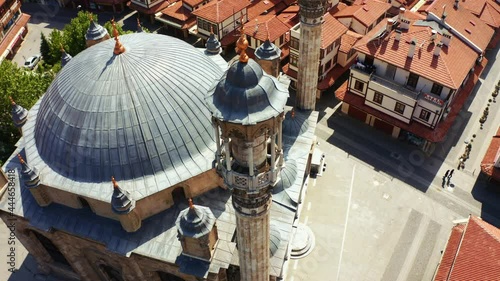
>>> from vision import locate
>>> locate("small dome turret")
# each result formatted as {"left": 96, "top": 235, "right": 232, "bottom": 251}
{"left": 10, "top": 97, "right": 28, "bottom": 128}
{"left": 60, "top": 46, "right": 72, "bottom": 67}
{"left": 111, "top": 177, "right": 135, "bottom": 214}
{"left": 85, "top": 15, "right": 110, "bottom": 47}
{"left": 17, "top": 154, "right": 40, "bottom": 188}
{"left": 206, "top": 28, "right": 221, "bottom": 55}
{"left": 255, "top": 39, "right": 281, "bottom": 61}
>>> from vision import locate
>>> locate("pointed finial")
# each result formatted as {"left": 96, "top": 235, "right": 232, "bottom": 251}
{"left": 111, "top": 176, "right": 119, "bottom": 189}
{"left": 188, "top": 198, "right": 194, "bottom": 209}
{"left": 137, "top": 17, "right": 140, "bottom": 26}
{"left": 291, "top": 108, "right": 295, "bottom": 118}
{"left": 111, "top": 19, "right": 125, "bottom": 55}
{"left": 210, "top": 25, "right": 214, "bottom": 35}
{"left": 9, "top": 96, "right": 16, "bottom": 105}
{"left": 17, "top": 154, "right": 25, "bottom": 164}
{"left": 89, "top": 13, "right": 93, "bottom": 22}
{"left": 60, "top": 43, "right": 65, "bottom": 52}
{"left": 236, "top": 26, "right": 249, "bottom": 63}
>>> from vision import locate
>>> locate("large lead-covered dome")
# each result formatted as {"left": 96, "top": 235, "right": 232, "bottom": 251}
{"left": 35, "top": 33, "right": 224, "bottom": 182}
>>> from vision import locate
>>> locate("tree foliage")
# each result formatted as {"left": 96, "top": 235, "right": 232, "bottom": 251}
{"left": 0, "top": 61, "right": 53, "bottom": 165}
{"left": 40, "top": 33, "right": 50, "bottom": 61}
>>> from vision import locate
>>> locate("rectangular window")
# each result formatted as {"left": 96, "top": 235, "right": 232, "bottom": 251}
{"left": 419, "top": 109, "right": 431, "bottom": 121}
{"left": 407, "top": 73, "right": 419, "bottom": 88}
{"left": 431, "top": 83, "right": 443, "bottom": 96}
{"left": 354, "top": 80, "right": 364, "bottom": 92}
{"left": 325, "top": 59, "right": 332, "bottom": 71}
{"left": 290, "top": 37, "right": 299, "bottom": 50}
{"left": 385, "top": 64, "right": 396, "bottom": 80}
{"left": 290, "top": 54, "right": 298, "bottom": 67}
{"left": 394, "top": 102, "right": 405, "bottom": 114}
{"left": 373, "top": 92, "right": 383, "bottom": 104}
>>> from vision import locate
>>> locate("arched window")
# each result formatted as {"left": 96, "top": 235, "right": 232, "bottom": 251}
{"left": 98, "top": 264, "right": 124, "bottom": 281}
{"left": 157, "top": 271, "right": 185, "bottom": 281}
{"left": 32, "top": 231, "right": 71, "bottom": 267}
{"left": 78, "top": 196, "right": 90, "bottom": 208}
{"left": 171, "top": 187, "right": 186, "bottom": 204}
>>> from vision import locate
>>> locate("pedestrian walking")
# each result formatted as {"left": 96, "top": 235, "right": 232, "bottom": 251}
{"left": 444, "top": 170, "right": 450, "bottom": 178}
{"left": 449, "top": 169, "right": 454, "bottom": 178}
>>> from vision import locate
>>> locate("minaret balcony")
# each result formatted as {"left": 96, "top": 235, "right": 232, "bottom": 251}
{"left": 219, "top": 155, "right": 282, "bottom": 194}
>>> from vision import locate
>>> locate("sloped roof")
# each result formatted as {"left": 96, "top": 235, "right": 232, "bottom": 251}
{"left": 462, "top": 0, "right": 500, "bottom": 28}
{"left": 247, "top": 0, "right": 282, "bottom": 20}
{"left": 244, "top": 13, "right": 290, "bottom": 42}
{"left": 435, "top": 216, "right": 500, "bottom": 281}
{"left": 184, "top": 0, "right": 204, "bottom": 7}
{"left": 276, "top": 5, "right": 299, "bottom": 28}
{"left": 340, "top": 30, "right": 363, "bottom": 53}
{"left": 480, "top": 127, "right": 500, "bottom": 182}
{"left": 425, "top": 0, "right": 495, "bottom": 52}
{"left": 192, "top": 0, "right": 252, "bottom": 23}
{"left": 354, "top": 17, "right": 477, "bottom": 89}
{"left": 160, "top": 1, "right": 192, "bottom": 22}
{"left": 333, "top": 0, "right": 391, "bottom": 27}
{"left": 322, "top": 13, "right": 349, "bottom": 49}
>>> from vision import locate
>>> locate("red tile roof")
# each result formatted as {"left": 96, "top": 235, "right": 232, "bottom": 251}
{"left": 481, "top": 127, "right": 500, "bottom": 182}
{"left": 192, "top": 0, "right": 252, "bottom": 23}
{"left": 128, "top": 0, "right": 173, "bottom": 15}
{"left": 462, "top": 0, "right": 500, "bottom": 29}
{"left": 321, "top": 13, "right": 348, "bottom": 49}
{"left": 354, "top": 15, "right": 478, "bottom": 89}
{"left": 160, "top": 1, "right": 191, "bottom": 22}
{"left": 335, "top": 57, "right": 487, "bottom": 142}
{"left": 435, "top": 216, "right": 500, "bottom": 281}
{"left": 339, "top": 30, "right": 363, "bottom": 53}
{"left": 247, "top": 0, "right": 281, "bottom": 20}
{"left": 244, "top": 13, "right": 290, "bottom": 42}
{"left": 425, "top": 0, "right": 495, "bottom": 52}
{"left": 317, "top": 60, "right": 355, "bottom": 90}
{"left": 0, "top": 13, "right": 30, "bottom": 59}
{"left": 184, "top": 0, "right": 204, "bottom": 8}
{"left": 276, "top": 5, "right": 299, "bottom": 28}
{"left": 333, "top": 0, "right": 391, "bottom": 27}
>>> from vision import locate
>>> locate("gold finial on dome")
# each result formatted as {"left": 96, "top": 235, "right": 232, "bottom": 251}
{"left": 59, "top": 43, "right": 65, "bottom": 52}
{"left": 9, "top": 96, "right": 16, "bottom": 105}
{"left": 236, "top": 22, "right": 249, "bottom": 63}
{"left": 17, "top": 154, "right": 25, "bottom": 164}
{"left": 188, "top": 198, "right": 194, "bottom": 209}
{"left": 210, "top": 25, "right": 214, "bottom": 35}
{"left": 111, "top": 19, "right": 125, "bottom": 55}
{"left": 291, "top": 108, "right": 295, "bottom": 118}
{"left": 111, "top": 176, "right": 119, "bottom": 189}
{"left": 89, "top": 14, "right": 93, "bottom": 22}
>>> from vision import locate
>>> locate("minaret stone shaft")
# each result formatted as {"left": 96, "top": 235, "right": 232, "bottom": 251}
{"left": 297, "top": 0, "right": 326, "bottom": 110}
{"left": 205, "top": 31, "right": 288, "bottom": 281}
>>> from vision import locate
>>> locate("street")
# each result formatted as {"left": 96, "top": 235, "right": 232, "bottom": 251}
{"left": 287, "top": 40, "right": 500, "bottom": 280}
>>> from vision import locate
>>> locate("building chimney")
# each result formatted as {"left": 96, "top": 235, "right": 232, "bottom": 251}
{"left": 408, "top": 38, "right": 417, "bottom": 58}
{"left": 386, "top": 19, "right": 394, "bottom": 33}
{"left": 434, "top": 42, "right": 443, "bottom": 56}
{"left": 454, "top": 0, "right": 459, "bottom": 9}
{"left": 430, "top": 29, "right": 437, "bottom": 42}
{"left": 441, "top": 4, "right": 447, "bottom": 22}
{"left": 399, "top": 7, "right": 406, "bottom": 21}
{"left": 441, "top": 32, "right": 452, "bottom": 46}
{"left": 400, "top": 18, "right": 410, "bottom": 30}
{"left": 395, "top": 29, "right": 402, "bottom": 41}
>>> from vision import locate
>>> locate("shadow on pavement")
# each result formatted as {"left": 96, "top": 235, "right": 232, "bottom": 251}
{"left": 471, "top": 174, "right": 500, "bottom": 228}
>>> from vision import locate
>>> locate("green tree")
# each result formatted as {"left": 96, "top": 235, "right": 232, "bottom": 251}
{"left": 46, "top": 28, "right": 65, "bottom": 66}
{"left": 62, "top": 11, "right": 95, "bottom": 56}
{"left": 104, "top": 20, "right": 133, "bottom": 36}
{"left": 0, "top": 61, "right": 53, "bottom": 165}
{"left": 40, "top": 32, "right": 50, "bottom": 60}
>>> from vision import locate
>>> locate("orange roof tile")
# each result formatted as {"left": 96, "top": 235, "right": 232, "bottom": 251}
{"left": 340, "top": 30, "right": 363, "bottom": 53}
{"left": 128, "top": 0, "right": 173, "bottom": 14}
{"left": 333, "top": 0, "right": 391, "bottom": 27}
{"left": 192, "top": 0, "right": 252, "bottom": 23}
{"left": 247, "top": 0, "right": 281, "bottom": 20}
{"left": 462, "top": 0, "right": 500, "bottom": 28}
{"left": 160, "top": 1, "right": 192, "bottom": 22}
{"left": 435, "top": 216, "right": 500, "bottom": 281}
{"left": 0, "top": 13, "right": 30, "bottom": 58}
{"left": 321, "top": 13, "right": 348, "bottom": 49}
{"left": 184, "top": 0, "right": 204, "bottom": 7}
{"left": 425, "top": 0, "right": 495, "bottom": 52}
{"left": 481, "top": 127, "right": 500, "bottom": 181}
{"left": 354, "top": 16, "right": 477, "bottom": 89}
{"left": 244, "top": 13, "right": 290, "bottom": 42}
{"left": 276, "top": 5, "right": 299, "bottom": 28}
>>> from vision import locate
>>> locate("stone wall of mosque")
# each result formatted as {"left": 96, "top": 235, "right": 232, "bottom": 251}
{"left": 0, "top": 213, "right": 225, "bottom": 281}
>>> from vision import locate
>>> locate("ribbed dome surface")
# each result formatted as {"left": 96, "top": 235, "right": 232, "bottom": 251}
{"left": 255, "top": 39, "right": 281, "bottom": 61}
{"left": 205, "top": 59, "right": 288, "bottom": 125}
{"left": 85, "top": 21, "right": 108, "bottom": 41}
{"left": 177, "top": 205, "right": 216, "bottom": 238}
{"left": 35, "top": 33, "right": 224, "bottom": 182}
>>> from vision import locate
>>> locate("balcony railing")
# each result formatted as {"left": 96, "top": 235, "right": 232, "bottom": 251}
{"left": 370, "top": 73, "right": 420, "bottom": 100}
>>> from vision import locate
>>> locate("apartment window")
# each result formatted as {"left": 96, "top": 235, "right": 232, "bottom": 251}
{"left": 394, "top": 102, "right": 405, "bottom": 114}
{"left": 373, "top": 92, "right": 383, "bottom": 104}
{"left": 290, "top": 37, "right": 299, "bottom": 50}
{"left": 327, "top": 43, "right": 334, "bottom": 53}
{"left": 431, "top": 83, "right": 443, "bottom": 96}
{"left": 32, "top": 232, "right": 71, "bottom": 267}
{"left": 407, "top": 73, "right": 419, "bottom": 88}
{"left": 98, "top": 264, "right": 124, "bottom": 281}
{"left": 290, "top": 54, "right": 298, "bottom": 67}
{"left": 419, "top": 109, "right": 431, "bottom": 121}
{"left": 354, "top": 80, "right": 364, "bottom": 92}
{"left": 325, "top": 59, "right": 332, "bottom": 71}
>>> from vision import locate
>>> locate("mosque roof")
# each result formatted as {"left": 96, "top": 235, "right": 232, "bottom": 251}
{"left": 85, "top": 20, "right": 109, "bottom": 41}
{"left": 23, "top": 33, "right": 224, "bottom": 200}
